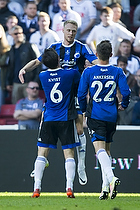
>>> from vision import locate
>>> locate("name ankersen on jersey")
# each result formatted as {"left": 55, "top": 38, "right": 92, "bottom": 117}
{"left": 48, "top": 77, "right": 61, "bottom": 82}
{"left": 93, "top": 75, "right": 114, "bottom": 79}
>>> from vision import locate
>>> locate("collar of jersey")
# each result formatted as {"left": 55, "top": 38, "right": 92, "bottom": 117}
{"left": 97, "top": 64, "right": 111, "bottom": 67}
{"left": 47, "top": 67, "right": 61, "bottom": 71}
{"left": 62, "top": 40, "right": 75, "bottom": 48}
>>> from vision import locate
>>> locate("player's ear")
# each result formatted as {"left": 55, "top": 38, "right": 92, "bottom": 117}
{"left": 110, "top": 52, "right": 113, "bottom": 58}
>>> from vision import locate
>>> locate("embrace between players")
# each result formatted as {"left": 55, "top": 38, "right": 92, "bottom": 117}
{"left": 18, "top": 20, "right": 130, "bottom": 199}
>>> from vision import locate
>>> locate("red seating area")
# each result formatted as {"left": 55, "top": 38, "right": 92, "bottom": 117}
{"left": 0, "top": 104, "right": 18, "bottom": 125}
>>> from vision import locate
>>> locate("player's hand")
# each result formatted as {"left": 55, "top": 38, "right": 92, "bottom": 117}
{"left": 118, "top": 104, "right": 125, "bottom": 111}
{"left": 19, "top": 69, "right": 26, "bottom": 84}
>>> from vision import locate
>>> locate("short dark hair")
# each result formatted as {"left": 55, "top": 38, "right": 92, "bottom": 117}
{"left": 120, "top": 39, "right": 131, "bottom": 46}
{"left": 42, "top": 48, "right": 59, "bottom": 69}
{"left": 117, "top": 56, "right": 128, "bottom": 65}
{"left": 96, "top": 40, "right": 112, "bottom": 61}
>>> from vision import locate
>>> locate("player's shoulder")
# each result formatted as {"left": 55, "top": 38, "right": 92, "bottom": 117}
{"left": 83, "top": 66, "right": 95, "bottom": 74}
{"left": 50, "top": 41, "right": 62, "bottom": 48}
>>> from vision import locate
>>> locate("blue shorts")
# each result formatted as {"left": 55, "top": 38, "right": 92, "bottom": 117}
{"left": 87, "top": 118, "right": 116, "bottom": 143}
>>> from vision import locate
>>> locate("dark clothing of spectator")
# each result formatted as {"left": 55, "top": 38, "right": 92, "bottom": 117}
{"left": 19, "top": 15, "right": 39, "bottom": 41}
{"left": 7, "top": 42, "right": 40, "bottom": 86}
{"left": 0, "top": 5, "right": 17, "bottom": 31}
{"left": 132, "top": 98, "right": 140, "bottom": 125}
{"left": 131, "top": 83, "right": 140, "bottom": 101}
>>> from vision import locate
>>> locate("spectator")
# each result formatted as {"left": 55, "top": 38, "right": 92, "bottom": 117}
{"left": 116, "top": 56, "right": 137, "bottom": 125}
{"left": 19, "top": 1, "right": 39, "bottom": 41}
{"left": 117, "top": 56, "right": 136, "bottom": 90}
{"left": 6, "top": 25, "right": 40, "bottom": 104}
{"left": 10, "top": 0, "right": 25, "bottom": 7}
{"left": 133, "top": 4, "right": 140, "bottom": 28}
{"left": 48, "top": 0, "right": 60, "bottom": 22}
{"left": 131, "top": 89, "right": 140, "bottom": 125}
{"left": 8, "top": 1, "right": 24, "bottom": 19}
{"left": 131, "top": 69, "right": 140, "bottom": 101}
{"left": 0, "top": 24, "right": 10, "bottom": 108}
{"left": 13, "top": 81, "right": 43, "bottom": 130}
{"left": 5, "top": 15, "right": 18, "bottom": 46}
{"left": 34, "top": 0, "right": 51, "bottom": 13}
{"left": 30, "top": 12, "right": 60, "bottom": 55}
{"left": 93, "top": 0, "right": 107, "bottom": 25}
{"left": 133, "top": 27, "right": 140, "bottom": 55}
{"left": 110, "top": 39, "right": 140, "bottom": 75}
{"left": 107, "top": 0, "right": 131, "bottom": 29}
{"left": 70, "top": 0, "right": 97, "bottom": 43}
{"left": 109, "top": 2, "right": 126, "bottom": 28}
{"left": 0, "top": 0, "right": 17, "bottom": 31}
{"left": 86, "top": 7, "right": 135, "bottom": 56}
{"left": 51, "top": 0, "right": 81, "bottom": 40}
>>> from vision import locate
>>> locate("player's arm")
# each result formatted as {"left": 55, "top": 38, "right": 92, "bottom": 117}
{"left": 91, "top": 58, "right": 99, "bottom": 65}
{"left": 118, "top": 68, "right": 131, "bottom": 109}
{"left": 19, "top": 58, "right": 41, "bottom": 84}
{"left": 78, "top": 70, "right": 89, "bottom": 113}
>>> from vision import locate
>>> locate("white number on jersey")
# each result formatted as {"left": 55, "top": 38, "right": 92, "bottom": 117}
{"left": 50, "top": 82, "right": 63, "bottom": 103}
{"left": 91, "top": 81, "right": 116, "bottom": 102}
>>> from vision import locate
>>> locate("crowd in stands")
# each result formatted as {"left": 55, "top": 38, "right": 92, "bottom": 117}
{"left": 1, "top": 0, "right": 140, "bottom": 128}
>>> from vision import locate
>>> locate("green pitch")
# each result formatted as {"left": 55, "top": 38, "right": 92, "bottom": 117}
{"left": 0, "top": 192, "right": 140, "bottom": 210}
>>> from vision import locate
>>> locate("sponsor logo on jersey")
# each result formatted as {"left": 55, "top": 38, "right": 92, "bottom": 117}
{"left": 100, "top": 68, "right": 108, "bottom": 72}
{"left": 50, "top": 73, "right": 58, "bottom": 76}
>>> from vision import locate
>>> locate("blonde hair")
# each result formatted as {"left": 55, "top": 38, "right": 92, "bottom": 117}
{"left": 64, "top": 20, "right": 78, "bottom": 28}
{"left": 0, "top": 24, "right": 10, "bottom": 55}
{"left": 38, "top": 12, "right": 50, "bottom": 21}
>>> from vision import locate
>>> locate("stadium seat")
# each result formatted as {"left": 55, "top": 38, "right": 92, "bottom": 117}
{"left": 39, "top": 90, "right": 45, "bottom": 102}
{"left": 0, "top": 104, "right": 18, "bottom": 125}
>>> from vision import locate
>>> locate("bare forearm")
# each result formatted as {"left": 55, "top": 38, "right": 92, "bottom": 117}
{"left": 19, "top": 59, "right": 41, "bottom": 83}
{"left": 19, "top": 110, "right": 42, "bottom": 119}
{"left": 21, "top": 59, "right": 41, "bottom": 73}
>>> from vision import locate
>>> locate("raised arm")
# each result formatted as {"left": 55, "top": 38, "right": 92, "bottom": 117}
{"left": 19, "top": 58, "right": 41, "bottom": 83}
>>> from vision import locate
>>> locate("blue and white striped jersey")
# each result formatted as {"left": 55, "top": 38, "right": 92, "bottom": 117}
{"left": 38, "top": 40, "right": 97, "bottom": 74}
{"left": 39, "top": 67, "right": 80, "bottom": 121}
{"left": 78, "top": 64, "right": 130, "bottom": 122}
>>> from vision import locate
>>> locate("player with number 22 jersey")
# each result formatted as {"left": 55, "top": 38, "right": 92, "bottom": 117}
{"left": 78, "top": 64, "right": 130, "bottom": 122}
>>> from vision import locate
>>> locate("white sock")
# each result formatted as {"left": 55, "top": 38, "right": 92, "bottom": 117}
{"left": 97, "top": 149, "right": 114, "bottom": 184}
{"left": 65, "top": 158, "right": 76, "bottom": 191}
{"left": 76, "top": 133, "right": 86, "bottom": 171}
{"left": 101, "top": 155, "right": 112, "bottom": 190}
{"left": 34, "top": 156, "right": 47, "bottom": 191}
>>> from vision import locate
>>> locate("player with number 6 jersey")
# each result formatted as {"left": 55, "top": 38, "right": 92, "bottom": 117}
{"left": 39, "top": 65, "right": 80, "bottom": 122}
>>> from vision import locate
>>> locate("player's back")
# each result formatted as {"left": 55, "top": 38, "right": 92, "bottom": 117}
{"left": 84, "top": 64, "right": 130, "bottom": 122}
{"left": 39, "top": 68, "right": 80, "bottom": 121}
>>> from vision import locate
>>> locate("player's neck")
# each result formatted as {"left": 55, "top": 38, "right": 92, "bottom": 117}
{"left": 98, "top": 59, "right": 109, "bottom": 65}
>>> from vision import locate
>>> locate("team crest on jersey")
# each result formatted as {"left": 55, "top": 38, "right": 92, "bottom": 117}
{"left": 33, "top": 103, "right": 38, "bottom": 109}
{"left": 74, "top": 52, "right": 80, "bottom": 58}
